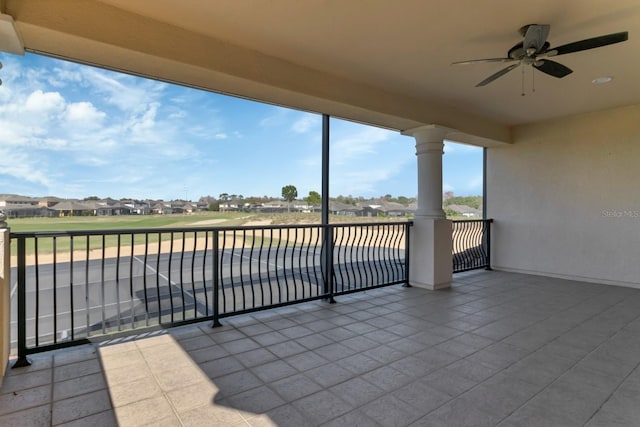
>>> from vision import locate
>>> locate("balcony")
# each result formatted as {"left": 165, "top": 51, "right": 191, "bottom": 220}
{"left": 3, "top": 269, "right": 640, "bottom": 426}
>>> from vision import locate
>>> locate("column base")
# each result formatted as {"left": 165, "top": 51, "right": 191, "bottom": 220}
{"left": 409, "top": 279, "right": 451, "bottom": 291}
{"left": 409, "top": 218, "right": 452, "bottom": 290}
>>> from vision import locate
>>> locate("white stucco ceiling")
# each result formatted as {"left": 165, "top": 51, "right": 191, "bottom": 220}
{"left": 3, "top": 0, "right": 639, "bottom": 143}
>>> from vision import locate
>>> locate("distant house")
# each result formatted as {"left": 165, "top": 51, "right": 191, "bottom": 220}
{"left": 447, "top": 204, "right": 482, "bottom": 218}
{"left": 51, "top": 200, "right": 95, "bottom": 217}
{"left": 152, "top": 203, "right": 173, "bottom": 215}
{"left": 329, "top": 201, "right": 362, "bottom": 216}
{"left": 358, "top": 200, "right": 411, "bottom": 217}
{"left": 0, "top": 194, "right": 41, "bottom": 208}
{"left": 258, "top": 201, "right": 287, "bottom": 213}
{"left": 219, "top": 199, "right": 245, "bottom": 212}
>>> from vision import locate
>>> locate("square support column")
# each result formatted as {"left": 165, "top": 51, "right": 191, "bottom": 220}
{"left": 403, "top": 125, "right": 453, "bottom": 290}
{"left": 410, "top": 218, "right": 452, "bottom": 290}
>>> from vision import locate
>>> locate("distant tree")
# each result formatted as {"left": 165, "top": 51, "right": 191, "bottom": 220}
{"left": 396, "top": 196, "right": 410, "bottom": 205}
{"left": 208, "top": 202, "right": 220, "bottom": 211}
{"left": 84, "top": 196, "right": 100, "bottom": 201}
{"left": 304, "top": 190, "right": 322, "bottom": 206}
{"left": 383, "top": 194, "right": 392, "bottom": 200}
{"left": 443, "top": 195, "right": 482, "bottom": 209}
{"left": 219, "top": 193, "right": 229, "bottom": 201}
{"left": 230, "top": 194, "right": 237, "bottom": 200}
{"left": 281, "top": 185, "right": 298, "bottom": 212}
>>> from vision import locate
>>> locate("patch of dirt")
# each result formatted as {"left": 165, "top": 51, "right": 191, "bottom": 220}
{"left": 187, "top": 219, "right": 229, "bottom": 226}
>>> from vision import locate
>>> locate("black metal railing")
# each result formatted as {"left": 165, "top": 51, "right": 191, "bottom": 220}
{"left": 452, "top": 219, "right": 492, "bottom": 273}
{"left": 10, "top": 222, "right": 410, "bottom": 365}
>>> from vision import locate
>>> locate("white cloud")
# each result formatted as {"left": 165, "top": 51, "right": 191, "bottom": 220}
{"left": 65, "top": 102, "right": 106, "bottom": 123}
{"left": 24, "top": 90, "right": 65, "bottom": 114}
{"left": 214, "top": 133, "right": 228, "bottom": 140}
{"left": 291, "top": 113, "right": 318, "bottom": 134}
{"left": 259, "top": 106, "right": 289, "bottom": 127}
{"left": 331, "top": 126, "right": 394, "bottom": 165}
{"left": 0, "top": 147, "right": 51, "bottom": 187}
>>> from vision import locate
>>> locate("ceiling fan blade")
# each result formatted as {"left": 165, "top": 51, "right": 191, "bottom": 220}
{"left": 549, "top": 31, "right": 628, "bottom": 56}
{"left": 476, "top": 63, "right": 520, "bottom": 87}
{"left": 533, "top": 59, "right": 573, "bottom": 78}
{"left": 452, "top": 58, "right": 518, "bottom": 65}
{"left": 523, "top": 24, "right": 550, "bottom": 53}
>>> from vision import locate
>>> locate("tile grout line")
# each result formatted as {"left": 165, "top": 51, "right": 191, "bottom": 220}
{"left": 49, "top": 358, "right": 54, "bottom": 427}
{"left": 493, "top": 294, "right": 640, "bottom": 426}
{"left": 405, "top": 280, "right": 630, "bottom": 424}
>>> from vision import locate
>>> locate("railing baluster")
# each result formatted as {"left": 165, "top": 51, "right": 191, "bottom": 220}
{"left": 212, "top": 231, "right": 221, "bottom": 326}
{"left": 34, "top": 238, "right": 39, "bottom": 347}
{"left": 191, "top": 231, "right": 197, "bottom": 318}
{"left": 248, "top": 229, "right": 258, "bottom": 307}
{"left": 69, "top": 236, "right": 74, "bottom": 341}
{"left": 155, "top": 232, "right": 162, "bottom": 324}
{"left": 85, "top": 235, "right": 90, "bottom": 338}
{"left": 291, "top": 227, "right": 297, "bottom": 301}
{"left": 129, "top": 233, "right": 135, "bottom": 329}
{"left": 52, "top": 236, "right": 58, "bottom": 344}
{"left": 276, "top": 228, "right": 283, "bottom": 303}
{"left": 239, "top": 230, "right": 248, "bottom": 310}
{"left": 220, "top": 231, "right": 228, "bottom": 312}
{"left": 179, "top": 231, "right": 186, "bottom": 320}
{"left": 116, "top": 234, "right": 121, "bottom": 331}
{"left": 100, "top": 235, "right": 105, "bottom": 334}
{"left": 143, "top": 232, "right": 150, "bottom": 326}
{"left": 335, "top": 225, "right": 345, "bottom": 292}
{"left": 202, "top": 231, "right": 209, "bottom": 316}
{"left": 168, "top": 232, "right": 175, "bottom": 323}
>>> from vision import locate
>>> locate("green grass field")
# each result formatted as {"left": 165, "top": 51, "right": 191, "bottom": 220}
{"left": 7, "top": 211, "right": 410, "bottom": 233}
{"left": 7, "top": 212, "right": 251, "bottom": 233}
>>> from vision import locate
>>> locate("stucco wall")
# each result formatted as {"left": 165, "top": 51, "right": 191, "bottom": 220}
{"left": 487, "top": 104, "right": 640, "bottom": 287}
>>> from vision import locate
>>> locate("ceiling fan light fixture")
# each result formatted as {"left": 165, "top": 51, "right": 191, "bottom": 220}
{"left": 592, "top": 76, "right": 613, "bottom": 84}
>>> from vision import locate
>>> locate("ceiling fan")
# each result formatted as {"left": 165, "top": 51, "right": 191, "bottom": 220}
{"left": 452, "top": 25, "right": 628, "bottom": 87}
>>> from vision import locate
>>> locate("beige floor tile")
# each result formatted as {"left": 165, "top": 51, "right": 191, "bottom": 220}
{"left": 0, "top": 384, "right": 52, "bottom": 416}
{"left": 114, "top": 395, "right": 176, "bottom": 427}
{"left": 54, "top": 346, "right": 99, "bottom": 367}
{"left": 54, "top": 372, "right": 108, "bottom": 401}
{"left": 0, "top": 404, "right": 51, "bottom": 427}
{"left": 140, "top": 415, "right": 182, "bottom": 427}
{"left": 0, "top": 368, "right": 52, "bottom": 393}
{"left": 52, "top": 389, "right": 113, "bottom": 425}
{"left": 135, "top": 334, "right": 174, "bottom": 349}
{"left": 108, "top": 375, "right": 162, "bottom": 407}
{"left": 56, "top": 409, "right": 118, "bottom": 427}
{"left": 98, "top": 341, "right": 139, "bottom": 356}
{"left": 154, "top": 365, "right": 209, "bottom": 391}
{"left": 54, "top": 358, "right": 102, "bottom": 382}
{"left": 179, "top": 403, "right": 248, "bottom": 427}
{"left": 166, "top": 381, "right": 219, "bottom": 413}
{"left": 99, "top": 348, "right": 146, "bottom": 370}
{"left": 103, "top": 359, "right": 153, "bottom": 387}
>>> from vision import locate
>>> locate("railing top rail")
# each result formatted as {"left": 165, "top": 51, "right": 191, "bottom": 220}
{"left": 451, "top": 218, "right": 493, "bottom": 224}
{"left": 9, "top": 220, "right": 412, "bottom": 238}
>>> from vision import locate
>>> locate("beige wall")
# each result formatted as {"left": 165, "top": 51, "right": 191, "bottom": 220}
{"left": 487, "top": 104, "right": 640, "bottom": 287}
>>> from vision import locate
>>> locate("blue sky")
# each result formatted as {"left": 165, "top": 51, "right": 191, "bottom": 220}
{"left": 0, "top": 53, "right": 483, "bottom": 201}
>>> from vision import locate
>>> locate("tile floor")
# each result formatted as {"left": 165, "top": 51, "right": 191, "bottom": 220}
{"left": 3, "top": 270, "right": 640, "bottom": 426}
